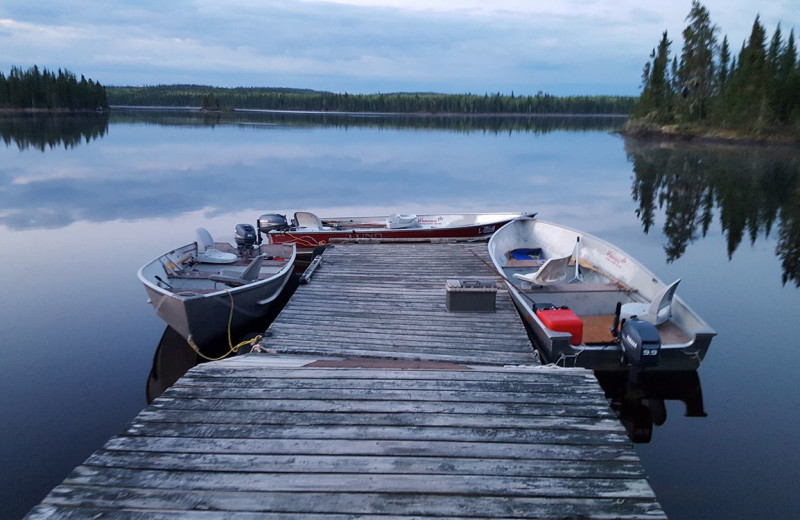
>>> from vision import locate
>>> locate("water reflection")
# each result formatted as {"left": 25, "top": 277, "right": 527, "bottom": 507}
{"left": 624, "top": 137, "right": 800, "bottom": 286}
{"left": 145, "top": 326, "right": 202, "bottom": 404}
{"left": 595, "top": 370, "right": 706, "bottom": 443}
{"left": 0, "top": 112, "right": 109, "bottom": 151}
{"left": 110, "top": 109, "right": 626, "bottom": 134}
{"left": 0, "top": 111, "right": 625, "bottom": 232}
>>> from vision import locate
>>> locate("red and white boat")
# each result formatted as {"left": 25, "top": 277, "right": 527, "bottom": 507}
{"left": 256, "top": 211, "right": 532, "bottom": 256}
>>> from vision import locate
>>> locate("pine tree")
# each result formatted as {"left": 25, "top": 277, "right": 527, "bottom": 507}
{"left": 678, "top": 0, "right": 718, "bottom": 120}
{"left": 632, "top": 31, "right": 674, "bottom": 124}
{"left": 775, "top": 28, "right": 798, "bottom": 122}
{"left": 726, "top": 16, "right": 770, "bottom": 131}
{"left": 718, "top": 36, "right": 731, "bottom": 89}
{"left": 0, "top": 72, "right": 7, "bottom": 107}
{"left": 767, "top": 24, "right": 783, "bottom": 74}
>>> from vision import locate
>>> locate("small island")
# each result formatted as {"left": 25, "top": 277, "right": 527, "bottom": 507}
{"left": 624, "top": 1, "right": 800, "bottom": 143}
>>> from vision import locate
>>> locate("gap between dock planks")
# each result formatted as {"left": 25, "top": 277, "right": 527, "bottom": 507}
{"left": 28, "top": 358, "right": 665, "bottom": 519}
{"left": 258, "top": 242, "right": 539, "bottom": 365}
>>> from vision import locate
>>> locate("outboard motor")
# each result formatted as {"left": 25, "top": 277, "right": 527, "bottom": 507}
{"left": 234, "top": 223, "right": 257, "bottom": 254}
{"left": 619, "top": 318, "right": 661, "bottom": 367}
{"left": 257, "top": 214, "right": 289, "bottom": 233}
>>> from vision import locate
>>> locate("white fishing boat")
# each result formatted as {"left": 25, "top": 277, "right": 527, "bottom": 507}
{"left": 488, "top": 216, "right": 715, "bottom": 371}
{"left": 137, "top": 225, "right": 296, "bottom": 351}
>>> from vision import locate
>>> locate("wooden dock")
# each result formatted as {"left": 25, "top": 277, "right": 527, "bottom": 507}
{"left": 261, "top": 242, "right": 537, "bottom": 365}
{"left": 27, "top": 241, "right": 666, "bottom": 519}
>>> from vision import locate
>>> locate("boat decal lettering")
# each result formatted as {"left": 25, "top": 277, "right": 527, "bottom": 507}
{"left": 417, "top": 216, "right": 445, "bottom": 227}
{"left": 347, "top": 232, "right": 384, "bottom": 239}
{"left": 479, "top": 225, "right": 496, "bottom": 234}
{"left": 605, "top": 250, "right": 628, "bottom": 268}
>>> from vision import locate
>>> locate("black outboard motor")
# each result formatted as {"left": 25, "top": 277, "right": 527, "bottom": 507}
{"left": 234, "top": 223, "right": 257, "bottom": 253}
{"left": 619, "top": 318, "right": 661, "bottom": 367}
{"left": 256, "top": 214, "right": 290, "bottom": 245}
{"left": 257, "top": 213, "right": 289, "bottom": 233}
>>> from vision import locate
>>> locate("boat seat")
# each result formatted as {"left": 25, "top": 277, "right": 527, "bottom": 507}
{"left": 294, "top": 211, "right": 330, "bottom": 230}
{"left": 209, "top": 254, "right": 265, "bottom": 287}
{"left": 386, "top": 213, "right": 418, "bottom": 229}
{"left": 620, "top": 278, "right": 681, "bottom": 325}
{"left": 195, "top": 227, "right": 237, "bottom": 264}
{"left": 513, "top": 254, "right": 572, "bottom": 286}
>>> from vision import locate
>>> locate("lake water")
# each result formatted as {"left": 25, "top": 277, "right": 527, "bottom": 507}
{"left": 1, "top": 110, "right": 799, "bottom": 519}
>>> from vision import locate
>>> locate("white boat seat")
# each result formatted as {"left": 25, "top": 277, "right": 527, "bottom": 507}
{"left": 195, "top": 227, "right": 237, "bottom": 264}
{"left": 386, "top": 213, "right": 418, "bottom": 229}
{"left": 209, "top": 255, "right": 265, "bottom": 287}
{"left": 294, "top": 211, "right": 328, "bottom": 230}
{"left": 513, "top": 255, "right": 572, "bottom": 286}
{"left": 621, "top": 278, "right": 681, "bottom": 325}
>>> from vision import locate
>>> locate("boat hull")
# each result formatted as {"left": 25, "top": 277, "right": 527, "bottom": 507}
{"left": 138, "top": 242, "right": 296, "bottom": 351}
{"left": 489, "top": 217, "right": 715, "bottom": 371}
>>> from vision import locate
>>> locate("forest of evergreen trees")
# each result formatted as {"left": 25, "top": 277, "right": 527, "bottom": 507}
{"left": 106, "top": 85, "right": 635, "bottom": 115}
{"left": 627, "top": 1, "right": 800, "bottom": 139}
{"left": 0, "top": 66, "right": 108, "bottom": 110}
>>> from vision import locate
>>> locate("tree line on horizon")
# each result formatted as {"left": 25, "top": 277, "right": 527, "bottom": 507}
{"left": 106, "top": 85, "right": 635, "bottom": 115}
{"left": 0, "top": 66, "right": 108, "bottom": 111}
{"left": 629, "top": 1, "right": 800, "bottom": 138}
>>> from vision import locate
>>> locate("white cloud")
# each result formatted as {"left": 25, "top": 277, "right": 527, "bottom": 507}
{"left": 1, "top": 1, "right": 797, "bottom": 94}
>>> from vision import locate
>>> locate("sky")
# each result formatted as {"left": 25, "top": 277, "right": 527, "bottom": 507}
{"left": 1, "top": 0, "right": 797, "bottom": 96}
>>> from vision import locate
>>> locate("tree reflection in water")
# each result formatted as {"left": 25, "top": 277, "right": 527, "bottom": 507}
{"left": 0, "top": 112, "right": 109, "bottom": 151}
{"left": 624, "top": 137, "right": 800, "bottom": 286}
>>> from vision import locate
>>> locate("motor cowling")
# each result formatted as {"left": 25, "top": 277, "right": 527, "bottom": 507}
{"left": 257, "top": 213, "right": 289, "bottom": 233}
{"left": 234, "top": 223, "right": 257, "bottom": 248}
{"left": 620, "top": 318, "right": 661, "bottom": 367}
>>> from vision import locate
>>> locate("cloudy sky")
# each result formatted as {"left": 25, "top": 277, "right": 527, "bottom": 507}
{"left": 1, "top": 0, "right": 797, "bottom": 96}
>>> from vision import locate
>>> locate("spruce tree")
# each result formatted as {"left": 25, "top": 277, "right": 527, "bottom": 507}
{"left": 727, "top": 16, "right": 770, "bottom": 130}
{"left": 775, "top": 29, "right": 798, "bottom": 122}
{"left": 678, "top": 0, "right": 718, "bottom": 120}
{"left": 632, "top": 31, "right": 674, "bottom": 124}
{"left": 718, "top": 36, "right": 731, "bottom": 89}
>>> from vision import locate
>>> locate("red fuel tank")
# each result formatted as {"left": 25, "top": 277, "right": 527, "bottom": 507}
{"left": 536, "top": 308, "right": 583, "bottom": 346}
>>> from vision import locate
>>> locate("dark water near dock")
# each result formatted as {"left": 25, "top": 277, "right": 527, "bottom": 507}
{"left": 1, "top": 111, "right": 799, "bottom": 519}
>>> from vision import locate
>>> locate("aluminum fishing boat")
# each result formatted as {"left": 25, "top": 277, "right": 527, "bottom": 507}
{"left": 138, "top": 225, "right": 296, "bottom": 350}
{"left": 488, "top": 216, "right": 715, "bottom": 371}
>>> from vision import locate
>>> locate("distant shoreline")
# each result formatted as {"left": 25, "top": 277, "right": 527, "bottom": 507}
{"left": 0, "top": 105, "right": 633, "bottom": 117}
{"left": 108, "top": 105, "right": 631, "bottom": 118}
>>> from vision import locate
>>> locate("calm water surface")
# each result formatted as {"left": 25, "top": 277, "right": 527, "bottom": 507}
{"left": 1, "top": 111, "right": 798, "bottom": 519}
